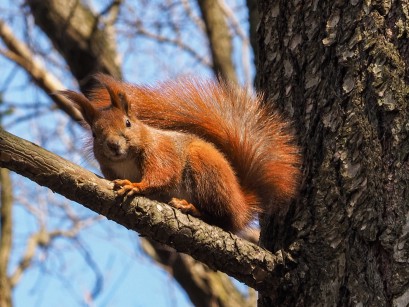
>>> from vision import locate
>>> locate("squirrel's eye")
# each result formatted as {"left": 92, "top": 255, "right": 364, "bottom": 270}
{"left": 126, "top": 119, "right": 131, "bottom": 127}
{"left": 92, "top": 131, "right": 96, "bottom": 138}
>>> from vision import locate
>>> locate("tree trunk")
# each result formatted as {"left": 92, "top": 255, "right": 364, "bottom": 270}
{"left": 0, "top": 168, "right": 13, "bottom": 307}
{"left": 198, "top": 0, "right": 238, "bottom": 82}
{"left": 257, "top": 1, "right": 409, "bottom": 306}
{"left": 27, "top": 0, "right": 121, "bottom": 89}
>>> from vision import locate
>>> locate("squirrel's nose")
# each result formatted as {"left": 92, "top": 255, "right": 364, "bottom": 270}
{"left": 103, "top": 137, "right": 126, "bottom": 159}
{"left": 106, "top": 139, "right": 120, "bottom": 153}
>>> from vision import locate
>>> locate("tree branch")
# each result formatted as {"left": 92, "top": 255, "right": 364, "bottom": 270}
{"left": 9, "top": 230, "right": 46, "bottom": 287}
{"left": 0, "top": 19, "right": 82, "bottom": 122}
{"left": 0, "top": 128, "right": 296, "bottom": 294}
{"left": 129, "top": 25, "right": 212, "bottom": 68}
{"left": 9, "top": 220, "right": 98, "bottom": 287}
{"left": 141, "top": 239, "right": 256, "bottom": 307}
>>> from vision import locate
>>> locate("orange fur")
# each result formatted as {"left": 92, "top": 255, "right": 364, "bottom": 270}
{"left": 60, "top": 75, "right": 301, "bottom": 232}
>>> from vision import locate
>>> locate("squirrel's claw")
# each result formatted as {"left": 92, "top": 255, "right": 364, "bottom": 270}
{"left": 113, "top": 179, "right": 141, "bottom": 196}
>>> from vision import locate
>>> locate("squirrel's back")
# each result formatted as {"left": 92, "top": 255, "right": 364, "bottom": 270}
{"left": 89, "top": 76, "right": 301, "bottom": 214}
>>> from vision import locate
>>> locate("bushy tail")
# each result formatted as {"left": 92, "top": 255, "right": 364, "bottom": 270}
{"left": 89, "top": 76, "right": 301, "bottom": 213}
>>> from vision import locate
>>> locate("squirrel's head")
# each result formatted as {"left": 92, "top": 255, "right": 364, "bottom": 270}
{"left": 60, "top": 74, "right": 144, "bottom": 162}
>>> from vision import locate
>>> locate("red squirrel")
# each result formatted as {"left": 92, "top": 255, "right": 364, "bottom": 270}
{"left": 61, "top": 74, "right": 300, "bottom": 232}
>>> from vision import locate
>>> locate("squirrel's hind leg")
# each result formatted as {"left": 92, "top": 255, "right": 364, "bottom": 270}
{"left": 168, "top": 198, "right": 202, "bottom": 217}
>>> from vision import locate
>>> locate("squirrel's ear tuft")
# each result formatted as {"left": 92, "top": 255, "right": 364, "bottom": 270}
{"left": 58, "top": 90, "right": 96, "bottom": 126}
{"left": 112, "top": 91, "right": 129, "bottom": 115}
{"left": 94, "top": 74, "right": 129, "bottom": 115}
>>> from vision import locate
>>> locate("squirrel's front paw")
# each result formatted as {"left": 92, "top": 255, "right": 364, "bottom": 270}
{"left": 113, "top": 179, "right": 142, "bottom": 196}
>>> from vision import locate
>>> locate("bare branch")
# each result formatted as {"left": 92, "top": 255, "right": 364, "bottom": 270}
{"left": 0, "top": 128, "right": 297, "bottom": 294}
{"left": 129, "top": 24, "right": 212, "bottom": 67}
{"left": 181, "top": 0, "right": 205, "bottom": 31}
{"left": 142, "top": 239, "right": 256, "bottom": 307}
{"left": 9, "top": 214, "right": 99, "bottom": 287}
{"left": 9, "top": 229, "right": 47, "bottom": 287}
{"left": 99, "top": 0, "right": 123, "bottom": 21}
{"left": 0, "top": 19, "right": 82, "bottom": 122}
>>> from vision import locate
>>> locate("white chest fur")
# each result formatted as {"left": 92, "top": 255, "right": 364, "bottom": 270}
{"left": 108, "top": 158, "right": 142, "bottom": 182}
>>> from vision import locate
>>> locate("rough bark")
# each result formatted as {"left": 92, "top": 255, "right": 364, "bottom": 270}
{"left": 198, "top": 0, "right": 238, "bottom": 82}
{"left": 257, "top": 1, "right": 409, "bottom": 306}
{"left": 0, "top": 168, "right": 13, "bottom": 307}
{"left": 0, "top": 128, "right": 296, "bottom": 295}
